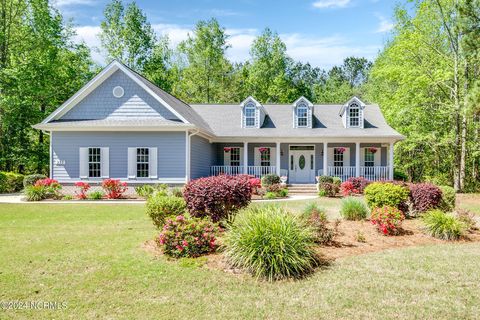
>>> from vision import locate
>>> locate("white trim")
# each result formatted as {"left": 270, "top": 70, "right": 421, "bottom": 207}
{"left": 276, "top": 142, "right": 281, "bottom": 176}
{"left": 54, "top": 178, "right": 187, "bottom": 184}
{"left": 292, "top": 96, "right": 314, "bottom": 107}
{"left": 355, "top": 142, "right": 360, "bottom": 177}
{"left": 49, "top": 133, "right": 53, "bottom": 178}
{"left": 389, "top": 142, "right": 394, "bottom": 180}
{"left": 43, "top": 60, "right": 190, "bottom": 124}
{"left": 240, "top": 96, "right": 262, "bottom": 108}
{"left": 33, "top": 125, "right": 196, "bottom": 132}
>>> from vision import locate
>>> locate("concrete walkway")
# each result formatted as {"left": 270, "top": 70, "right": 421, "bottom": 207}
{"left": 0, "top": 193, "right": 318, "bottom": 204}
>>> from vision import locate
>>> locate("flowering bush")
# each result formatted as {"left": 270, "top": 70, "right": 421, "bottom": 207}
{"left": 74, "top": 182, "right": 91, "bottom": 199}
{"left": 183, "top": 175, "right": 251, "bottom": 222}
{"left": 370, "top": 206, "right": 405, "bottom": 235}
{"left": 248, "top": 177, "right": 261, "bottom": 195}
{"left": 34, "top": 178, "right": 62, "bottom": 198}
{"left": 409, "top": 183, "right": 442, "bottom": 213}
{"left": 340, "top": 181, "right": 357, "bottom": 196}
{"left": 101, "top": 179, "right": 127, "bottom": 199}
{"left": 156, "top": 215, "right": 220, "bottom": 258}
{"left": 348, "top": 177, "right": 370, "bottom": 193}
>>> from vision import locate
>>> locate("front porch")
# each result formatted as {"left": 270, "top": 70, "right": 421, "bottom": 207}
{"left": 208, "top": 142, "right": 394, "bottom": 183}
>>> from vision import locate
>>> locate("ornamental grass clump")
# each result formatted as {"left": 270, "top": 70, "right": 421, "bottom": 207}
{"left": 422, "top": 209, "right": 466, "bottom": 240}
{"left": 223, "top": 205, "right": 319, "bottom": 281}
{"left": 340, "top": 197, "right": 369, "bottom": 220}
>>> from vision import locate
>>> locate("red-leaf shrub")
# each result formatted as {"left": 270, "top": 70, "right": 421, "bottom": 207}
{"left": 409, "top": 183, "right": 442, "bottom": 213}
{"left": 340, "top": 181, "right": 358, "bottom": 196}
{"left": 348, "top": 177, "right": 370, "bottom": 194}
{"left": 34, "top": 178, "right": 62, "bottom": 198}
{"left": 101, "top": 179, "right": 127, "bottom": 199}
{"left": 183, "top": 175, "right": 252, "bottom": 222}
{"left": 318, "top": 182, "right": 339, "bottom": 197}
{"left": 156, "top": 215, "right": 220, "bottom": 258}
{"left": 74, "top": 182, "right": 90, "bottom": 200}
{"left": 34, "top": 178, "right": 59, "bottom": 187}
{"left": 370, "top": 206, "right": 405, "bottom": 235}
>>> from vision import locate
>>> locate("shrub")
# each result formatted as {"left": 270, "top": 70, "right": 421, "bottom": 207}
{"left": 409, "top": 183, "right": 442, "bottom": 213}
{"left": 394, "top": 170, "right": 408, "bottom": 181}
{"left": 0, "top": 172, "right": 6, "bottom": 193}
{"left": 248, "top": 177, "right": 262, "bottom": 194}
{"left": 438, "top": 185, "right": 456, "bottom": 212}
{"left": 183, "top": 175, "right": 251, "bottom": 222}
{"left": 347, "top": 177, "right": 369, "bottom": 194}
{"left": 332, "top": 177, "right": 342, "bottom": 187}
{"left": 24, "top": 185, "right": 47, "bottom": 201}
{"left": 318, "top": 182, "right": 338, "bottom": 197}
{"left": 135, "top": 185, "right": 155, "bottom": 198}
{"left": 265, "top": 183, "right": 283, "bottom": 193}
{"left": 455, "top": 209, "right": 477, "bottom": 232}
{"left": 317, "top": 176, "right": 333, "bottom": 184}
{"left": 101, "top": 179, "right": 127, "bottom": 199}
{"left": 156, "top": 215, "right": 219, "bottom": 258}
{"left": 370, "top": 206, "right": 405, "bottom": 235}
{"left": 146, "top": 194, "right": 187, "bottom": 229}
{"left": 74, "top": 182, "right": 90, "bottom": 200}
{"left": 88, "top": 191, "right": 104, "bottom": 200}
{"left": 62, "top": 195, "right": 74, "bottom": 200}
{"left": 223, "top": 206, "right": 318, "bottom": 281}
{"left": 23, "top": 174, "right": 47, "bottom": 187}
{"left": 422, "top": 209, "right": 466, "bottom": 240}
{"left": 35, "top": 178, "right": 62, "bottom": 199}
{"left": 364, "top": 182, "right": 410, "bottom": 211}
{"left": 0, "top": 172, "right": 24, "bottom": 193}
{"left": 277, "top": 188, "right": 288, "bottom": 198}
{"left": 301, "top": 204, "right": 333, "bottom": 245}
{"left": 340, "top": 181, "right": 356, "bottom": 196}
{"left": 264, "top": 192, "right": 277, "bottom": 199}
{"left": 340, "top": 197, "right": 368, "bottom": 220}
{"left": 169, "top": 187, "right": 183, "bottom": 198}
{"left": 261, "top": 174, "right": 281, "bottom": 186}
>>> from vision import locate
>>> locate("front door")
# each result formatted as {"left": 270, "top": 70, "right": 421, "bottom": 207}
{"left": 289, "top": 146, "right": 315, "bottom": 183}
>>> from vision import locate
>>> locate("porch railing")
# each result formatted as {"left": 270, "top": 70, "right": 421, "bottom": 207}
{"left": 210, "top": 166, "right": 276, "bottom": 178}
{"left": 327, "top": 166, "right": 356, "bottom": 181}
{"left": 360, "top": 166, "right": 389, "bottom": 181}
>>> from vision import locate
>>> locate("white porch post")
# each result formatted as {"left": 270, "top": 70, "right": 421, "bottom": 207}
{"left": 389, "top": 142, "right": 394, "bottom": 180}
{"left": 355, "top": 142, "right": 360, "bottom": 177}
{"left": 276, "top": 142, "right": 281, "bottom": 176}
{"left": 243, "top": 142, "right": 248, "bottom": 175}
{"left": 323, "top": 142, "right": 328, "bottom": 176}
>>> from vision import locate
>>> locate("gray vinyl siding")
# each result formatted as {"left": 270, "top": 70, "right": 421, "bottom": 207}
{"left": 51, "top": 131, "right": 185, "bottom": 180}
{"left": 190, "top": 135, "right": 215, "bottom": 179}
{"left": 61, "top": 70, "right": 180, "bottom": 121}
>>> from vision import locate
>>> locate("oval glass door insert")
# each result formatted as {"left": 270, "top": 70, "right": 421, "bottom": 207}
{"left": 299, "top": 155, "right": 306, "bottom": 170}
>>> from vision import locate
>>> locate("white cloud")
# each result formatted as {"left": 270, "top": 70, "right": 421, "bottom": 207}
{"left": 312, "top": 0, "right": 351, "bottom": 9}
{"left": 375, "top": 14, "right": 394, "bottom": 33}
{"left": 53, "top": 0, "right": 96, "bottom": 7}
{"left": 73, "top": 24, "right": 378, "bottom": 69}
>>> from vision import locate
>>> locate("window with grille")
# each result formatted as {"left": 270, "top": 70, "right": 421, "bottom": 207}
{"left": 365, "top": 149, "right": 374, "bottom": 167}
{"left": 260, "top": 148, "right": 270, "bottom": 167}
{"left": 88, "top": 148, "right": 101, "bottom": 178}
{"left": 244, "top": 103, "right": 256, "bottom": 127}
{"left": 349, "top": 103, "right": 360, "bottom": 127}
{"left": 311, "top": 154, "right": 314, "bottom": 170}
{"left": 136, "top": 148, "right": 149, "bottom": 178}
{"left": 230, "top": 147, "right": 240, "bottom": 166}
{"left": 334, "top": 149, "right": 344, "bottom": 167}
{"left": 297, "top": 104, "right": 308, "bottom": 127}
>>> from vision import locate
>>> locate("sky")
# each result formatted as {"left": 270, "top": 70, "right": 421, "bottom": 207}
{"left": 54, "top": 0, "right": 399, "bottom": 69}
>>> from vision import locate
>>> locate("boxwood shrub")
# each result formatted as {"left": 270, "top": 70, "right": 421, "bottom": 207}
{"left": 223, "top": 205, "right": 318, "bottom": 281}
{"left": 364, "top": 182, "right": 410, "bottom": 211}
{"left": 261, "top": 174, "right": 281, "bottom": 186}
{"left": 183, "top": 175, "right": 251, "bottom": 222}
{"left": 146, "top": 194, "right": 187, "bottom": 229}
{"left": 0, "top": 172, "right": 24, "bottom": 193}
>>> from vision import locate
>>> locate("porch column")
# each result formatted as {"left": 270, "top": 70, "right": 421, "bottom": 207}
{"left": 389, "top": 142, "right": 394, "bottom": 180}
{"left": 355, "top": 142, "right": 360, "bottom": 177}
{"left": 276, "top": 142, "right": 281, "bottom": 176}
{"left": 323, "top": 142, "right": 328, "bottom": 176}
{"left": 243, "top": 142, "right": 248, "bottom": 175}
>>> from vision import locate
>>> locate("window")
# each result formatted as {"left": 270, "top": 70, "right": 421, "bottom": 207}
{"left": 297, "top": 103, "right": 308, "bottom": 127}
{"left": 230, "top": 147, "right": 240, "bottom": 166}
{"left": 310, "top": 154, "right": 314, "bottom": 170}
{"left": 334, "top": 149, "right": 344, "bottom": 167}
{"left": 136, "top": 148, "right": 149, "bottom": 178}
{"left": 290, "top": 155, "right": 294, "bottom": 170}
{"left": 365, "top": 149, "right": 374, "bottom": 167}
{"left": 244, "top": 103, "right": 256, "bottom": 127}
{"left": 349, "top": 103, "right": 360, "bottom": 127}
{"left": 260, "top": 148, "right": 270, "bottom": 167}
{"left": 88, "top": 147, "right": 101, "bottom": 178}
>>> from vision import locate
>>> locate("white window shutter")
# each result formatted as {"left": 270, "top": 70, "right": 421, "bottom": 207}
{"left": 79, "top": 147, "right": 89, "bottom": 179}
{"left": 239, "top": 147, "right": 244, "bottom": 166}
{"left": 270, "top": 148, "right": 276, "bottom": 167}
{"left": 374, "top": 149, "right": 381, "bottom": 167}
{"left": 128, "top": 147, "right": 136, "bottom": 179}
{"left": 360, "top": 148, "right": 365, "bottom": 166}
{"left": 149, "top": 147, "right": 158, "bottom": 179}
{"left": 224, "top": 149, "right": 230, "bottom": 166}
{"left": 344, "top": 148, "right": 350, "bottom": 167}
{"left": 254, "top": 148, "right": 260, "bottom": 166}
{"left": 101, "top": 147, "right": 109, "bottom": 178}
{"left": 328, "top": 148, "right": 334, "bottom": 167}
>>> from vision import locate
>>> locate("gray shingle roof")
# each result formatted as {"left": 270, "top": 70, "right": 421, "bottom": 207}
{"left": 190, "top": 104, "right": 404, "bottom": 139}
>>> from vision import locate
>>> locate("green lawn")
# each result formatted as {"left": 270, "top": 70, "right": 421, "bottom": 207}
{"left": 1, "top": 202, "right": 480, "bottom": 319}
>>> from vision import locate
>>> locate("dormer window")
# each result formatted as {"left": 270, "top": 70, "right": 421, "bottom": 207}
{"left": 244, "top": 103, "right": 256, "bottom": 127}
{"left": 297, "top": 103, "right": 308, "bottom": 127}
{"left": 349, "top": 103, "right": 360, "bottom": 127}
{"left": 292, "top": 97, "right": 313, "bottom": 128}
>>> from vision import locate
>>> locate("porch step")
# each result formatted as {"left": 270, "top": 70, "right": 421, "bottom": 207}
{"left": 287, "top": 184, "right": 318, "bottom": 195}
